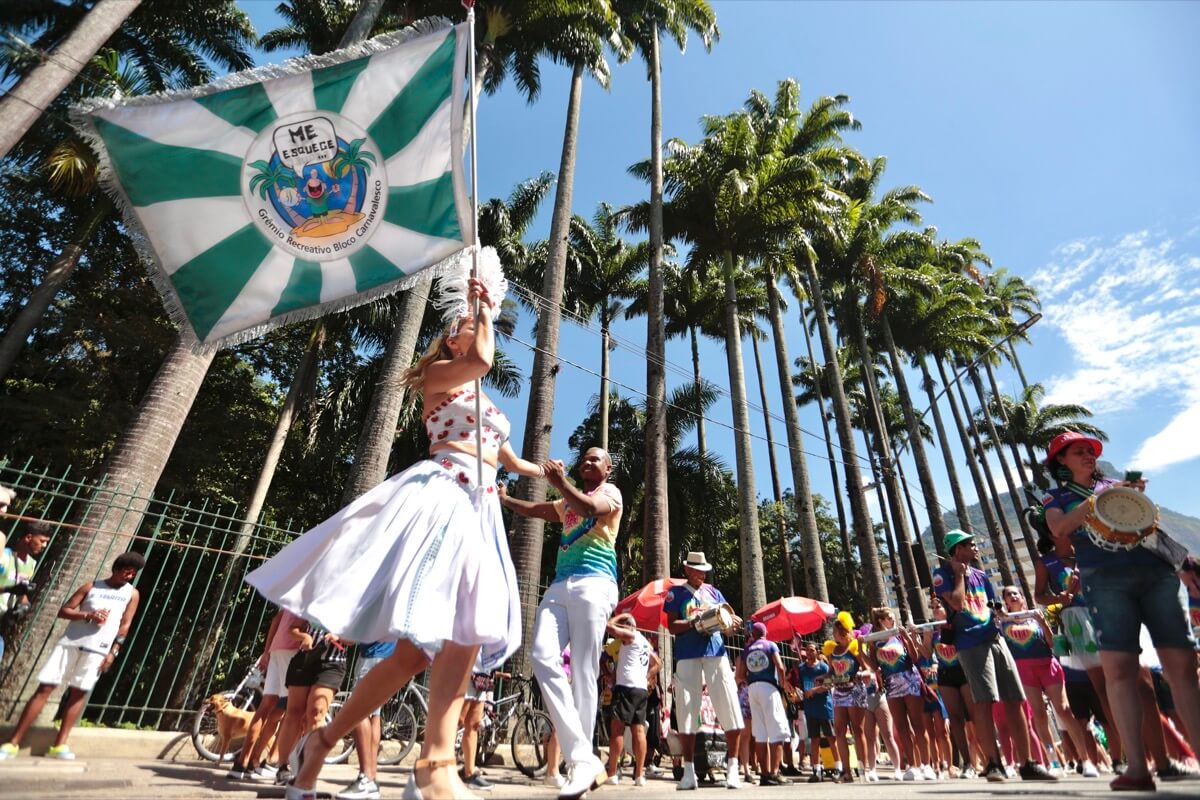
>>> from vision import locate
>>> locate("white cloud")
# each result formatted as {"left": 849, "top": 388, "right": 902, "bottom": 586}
{"left": 1033, "top": 229, "right": 1200, "bottom": 471}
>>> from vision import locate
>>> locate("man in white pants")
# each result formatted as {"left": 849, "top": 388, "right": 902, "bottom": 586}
{"left": 665, "top": 552, "right": 745, "bottom": 790}
{"left": 500, "top": 447, "right": 622, "bottom": 800}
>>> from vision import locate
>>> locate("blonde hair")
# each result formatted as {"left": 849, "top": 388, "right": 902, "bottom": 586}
{"left": 400, "top": 328, "right": 455, "bottom": 393}
{"left": 870, "top": 607, "right": 894, "bottom": 625}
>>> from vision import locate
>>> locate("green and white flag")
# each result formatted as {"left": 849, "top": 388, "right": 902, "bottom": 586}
{"left": 76, "top": 20, "right": 472, "bottom": 348}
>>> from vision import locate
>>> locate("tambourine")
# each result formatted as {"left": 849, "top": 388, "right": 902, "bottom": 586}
{"left": 691, "top": 603, "right": 736, "bottom": 634}
{"left": 1084, "top": 487, "right": 1159, "bottom": 552}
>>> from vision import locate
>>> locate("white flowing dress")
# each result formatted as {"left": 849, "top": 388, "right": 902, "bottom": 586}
{"left": 245, "top": 390, "right": 520, "bottom": 670}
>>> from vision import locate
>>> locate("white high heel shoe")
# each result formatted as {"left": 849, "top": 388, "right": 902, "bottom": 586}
{"left": 402, "top": 757, "right": 481, "bottom": 800}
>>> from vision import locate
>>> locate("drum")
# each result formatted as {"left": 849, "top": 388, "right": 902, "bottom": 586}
{"left": 1084, "top": 486, "right": 1159, "bottom": 552}
{"left": 691, "top": 603, "right": 735, "bottom": 634}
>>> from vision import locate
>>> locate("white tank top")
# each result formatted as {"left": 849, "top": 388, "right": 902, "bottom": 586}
{"left": 60, "top": 580, "right": 134, "bottom": 654}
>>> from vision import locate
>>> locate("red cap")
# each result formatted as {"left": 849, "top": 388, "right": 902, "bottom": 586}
{"left": 1045, "top": 431, "right": 1103, "bottom": 465}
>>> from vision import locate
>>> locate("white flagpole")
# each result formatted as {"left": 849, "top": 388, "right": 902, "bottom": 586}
{"left": 464, "top": 0, "right": 484, "bottom": 489}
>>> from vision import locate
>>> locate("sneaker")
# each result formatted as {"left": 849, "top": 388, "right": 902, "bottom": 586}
{"left": 893, "top": 768, "right": 904, "bottom": 781}
{"left": 922, "top": 764, "right": 938, "bottom": 781}
{"left": 1110, "top": 772, "right": 1156, "bottom": 792}
{"left": 866, "top": 769, "right": 879, "bottom": 783}
{"left": 1019, "top": 761, "right": 1059, "bottom": 782}
{"left": 724, "top": 769, "right": 742, "bottom": 789}
{"left": 560, "top": 757, "right": 606, "bottom": 799}
{"left": 677, "top": 764, "right": 698, "bottom": 791}
{"left": 808, "top": 768, "right": 823, "bottom": 783}
{"left": 461, "top": 771, "right": 493, "bottom": 792}
{"left": 902, "top": 767, "right": 918, "bottom": 781}
{"left": 1005, "top": 765, "right": 1018, "bottom": 779}
{"left": 606, "top": 773, "right": 620, "bottom": 786}
{"left": 251, "top": 764, "right": 279, "bottom": 781}
{"left": 45, "top": 745, "right": 75, "bottom": 760}
{"left": 961, "top": 767, "right": 977, "bottom": 779}
{"left": 1157, "top": 761, "right": 1198, "bottom": 781}
{"left": 225, "top": 766, "right": 248, "bottom": 780}
{"left": 984, "top": 762, "right": 1007, "bottom": 783}
{"left": 634, "top": 775, "right": 647, "bottom": 786}
{"left": 646, "top": 764, "right": 664, "bottom": 778}
{"left": 1082, "top": 761, "right": 1100, "bottom": 778}
{"left": 336, "top": 774, "right": 382, "bottom": 800}
{"left": 0, "top": 743, "right": 18, "bottom": 759}
{"left": 275, "top": 767, "right": 293, "bottom": 786}
{"left": 545, "top": 770, "right": 566, "bottom": 789}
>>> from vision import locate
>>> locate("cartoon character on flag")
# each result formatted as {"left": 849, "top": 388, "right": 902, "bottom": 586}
{"left": 74, "top": 19, "right": 472, "bottom": 348}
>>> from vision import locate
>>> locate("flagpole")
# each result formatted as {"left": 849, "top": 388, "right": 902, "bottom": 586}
{"left": 464, "top": 0, "right": 484, "bottom": 489}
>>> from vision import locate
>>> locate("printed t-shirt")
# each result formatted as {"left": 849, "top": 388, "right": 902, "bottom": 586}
{"left": 743, "top": 639, "right": 778, "bottom": 685}
{"left": 1001, "top": 617, "right": 1053, "bottom": 660}
{"left": 824, "top": 641, "right": 861, "bottom": 685}
{"left": 872, "top": 634, "right": 913, "bottom": 677}
{"left": 934, "top": 635, "right": 959, "bottom": 669}
{"left": 794, "top": 661, "right": 833, "bottom": 720}
{"left": 933, "top": 564, "right": 997, "bottom": 651}
{"left": 664, "top": 583, "right": 728, "bottom": 660}
{"left": 552, "top": 483, "right": 623, "bottom": 584}
{"left": 0, "top": 548, "right": 36, "bottom": 612}
{"left": 1041, "top": 552, "right": 1088, "bottom": 607}
{"left": 1042, "top": 480, "right": 1162, "bottom": 570}
{"left": 615, "top": 630, "right": 652, "bottom": 689}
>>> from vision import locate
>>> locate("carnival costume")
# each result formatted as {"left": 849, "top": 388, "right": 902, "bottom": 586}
{"left": 246, "top": 249, "right": 521, "bottom": 670}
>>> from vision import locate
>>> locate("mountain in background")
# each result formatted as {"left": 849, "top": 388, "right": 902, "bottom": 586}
{"left": 920, "top": 461, "right": 1200, "bottom": 554}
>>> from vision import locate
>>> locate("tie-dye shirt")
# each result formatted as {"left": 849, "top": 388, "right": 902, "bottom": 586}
{"left": 1041, "top": 552, "right": 1088, "bottom": 607}
{"left": 934, "top": 635, "right": 959, "bottom": 670}
{"left": 872, "top": 634, "right": 914, "bottom": 677}
{"left": 552, "top": 482, "right": 623, "bottom": 584}
{"left": 1000, "top": 617, "right": 1053, "bottom": 660}
{"left": 933, "top": 564, "right": 998, "bottom": 651}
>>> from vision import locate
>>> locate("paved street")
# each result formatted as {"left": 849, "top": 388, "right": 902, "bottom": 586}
{"left": 1, "top": 758, "right": 1192, "bottom": 799}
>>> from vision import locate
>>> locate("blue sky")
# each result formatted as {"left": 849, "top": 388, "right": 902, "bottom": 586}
{"left": 241, "top": 1, "right": 1200, "bottom": 523}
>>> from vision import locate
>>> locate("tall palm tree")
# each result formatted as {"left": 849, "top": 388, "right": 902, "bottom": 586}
{"left": 564, "top": 203, "right": 647, "bottom": 449}
{"left": 505, "top": 3, "right": 622, "bottom": 645}
{"left": 985, "top": 268, "right": 1040, "bottom": 389}
{"left": 748, "top": 321, "right": 795, "bottom": 595}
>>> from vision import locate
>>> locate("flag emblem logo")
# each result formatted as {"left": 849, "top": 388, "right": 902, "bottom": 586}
{"left": 244, "top": 111, "right": 386, "bottom": 260}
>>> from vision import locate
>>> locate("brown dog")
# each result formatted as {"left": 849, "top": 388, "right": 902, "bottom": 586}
{"left": 208, "top": 693, "right": 254, "bottom": 760}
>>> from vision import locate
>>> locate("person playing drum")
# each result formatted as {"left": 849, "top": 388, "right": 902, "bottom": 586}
{"left": 1042, "top": 431, "right": 1200, "bottom": 791}
{"left": 665, "top": 552, "right": 745, "bottom": 790}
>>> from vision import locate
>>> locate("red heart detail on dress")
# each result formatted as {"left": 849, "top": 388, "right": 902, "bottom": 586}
{"left": 437, "top": 431, "right": 449, "bottom": 440}
{"left": 430, "top": 415, "right": 439, "bottom": 422}
{"left": 460, "top": 431, "right": 470, "bottom": 438}
{"left": 445, "top": 418, "right": 454, "bottom": 427}
{"left": 466, "top": 415, "right": 475, "bottom": 424}
{"left": 458, "top": 472, "right": 469, "bottom": 483}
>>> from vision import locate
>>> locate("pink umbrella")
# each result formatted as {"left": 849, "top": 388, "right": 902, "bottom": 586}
{"left": 751, "top": 596, "right": 837, "bottom": 642}
{"left": 613, "top": 578, "right": 687, "bottom": 631}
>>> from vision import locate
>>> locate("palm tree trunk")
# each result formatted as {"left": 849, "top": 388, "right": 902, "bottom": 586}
{"left": 722, "top": 250, "right": 766, "bottom": 614}
{"left": 802, "top": 261, "right": 886, "bottom": 607}
{"left": 968, "top": 365, "right": 1037, "bottom": 588}
{"left": 949, "top": 364, "right": 1022, "bottom": 589}
{"left": 852, "top": 316, "right": 927, "bottom": 621}
{"left": 894, "top": 455, "right": 933, "bottom": 585}
{"left": 798, "top": 305, "right": 855, "bottom": 592}
{"left": 1007, "top": 342, "right": 1030, "bottom": 390}
{"left": 599, "top": 322, "right": 610, "bottom": 451}
{"left": 879, "top": 314, "right": 949, "bottom": 549}
{"left": 510, "top": 62, "right": 585, "bottom": 667}
{"left": 934, "top": 355, "right": 1013, "bottom": 585}
{"left": 765, "top": 274, "right": 826, "bottom": 600}
{"left": 689, "top": 326, "right": 707, "bottom": 457}
{"left": 982, "top": 359, "right": 1034, "bottom": 490}
{"left": 0, "top": 196, "right": 112, "bottom": 383}
{"left": 641, "top": 25, "right": 670, "bottom": 606}
{"left": 867, "top": 437, "right": 909, "bottom": 623}
{"left": 0, "top": 334, "right": 214, "bottom": 718}
{"left": 341, "top": 278, "right": 433, "bottom": 502}
{"left": 919, "top": 356, "right": 972, "bottom": 543}
{"left": 750, "top": 329, "right": 795, "bottom": 597}
{"left": 0, "top": 0, "right": 141, "bottom": 161}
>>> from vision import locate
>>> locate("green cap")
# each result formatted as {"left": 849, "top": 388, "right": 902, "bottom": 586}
{"left": 943, "top": 529, "right": 974, "bottom": 552}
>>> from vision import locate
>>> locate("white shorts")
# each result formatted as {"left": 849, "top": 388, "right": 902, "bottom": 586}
{"left": 36, "top": 643, "right": 106, "bottom": 691}
{"left": 354, "top": 655, "right": 387, "bottom": 717}
{"left": 747, "top": 682, "right": 790, "bottom": 743}
{"left": 264, "top": 648, "right": 298, "bottom": 696}
{"left": 674, "top": 656, "right": 743, "bottom": 735}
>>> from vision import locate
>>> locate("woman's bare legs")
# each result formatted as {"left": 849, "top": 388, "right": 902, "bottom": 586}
{"left": 416, "top": 641, "right": 480, "bottom": 799}
{"left": 292, "top": 642, "right": 430, "bottom": 790}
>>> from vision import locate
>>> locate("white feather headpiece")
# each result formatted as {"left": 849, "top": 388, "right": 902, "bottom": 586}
{"left": 431, "top": 246, "right": 508, "bottom": 330}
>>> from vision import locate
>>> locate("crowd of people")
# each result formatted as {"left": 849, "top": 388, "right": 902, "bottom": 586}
{"left": 1, "top": 259, "right": 1198, "bottom": 800}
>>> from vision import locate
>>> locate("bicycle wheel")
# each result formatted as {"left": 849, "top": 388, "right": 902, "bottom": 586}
{"left": 377, "top": 701, "right": 419, "bottom": 766}
{"left": 510, "top": 708, "right": 552, "bottom": 778}
{"left": 191, "top": 690, "right": 257, "bottom": 762}
{"left": 323, "top": 701, "right": 356, "bottom": 765}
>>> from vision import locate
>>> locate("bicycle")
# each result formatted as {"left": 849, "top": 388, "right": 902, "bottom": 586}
{"left": 191, "top": 666, "right": 263, "bottom": 762}
{"left": 484, "top": 672, "right": 552, "bottom": 778}
{"left": 377, "top": 677, "right": 429, "bottom": 766}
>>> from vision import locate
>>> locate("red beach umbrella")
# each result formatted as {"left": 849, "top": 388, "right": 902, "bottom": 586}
{"left": 613, "top": 578, "right": 688, "bottom": 631}
{"left": 751, "top": 596, "right": 837, "bottom": 642}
